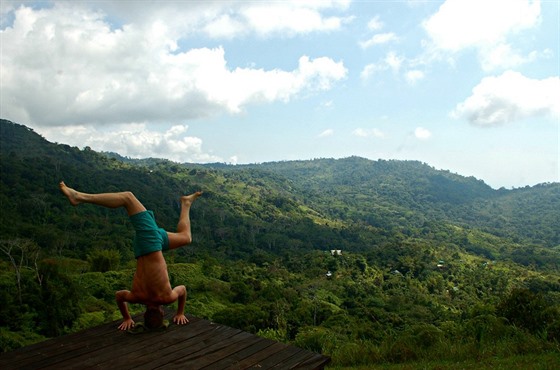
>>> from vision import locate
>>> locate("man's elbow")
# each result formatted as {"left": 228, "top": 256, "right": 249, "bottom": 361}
{"left": 115, "top": 290, "right": 127, "bottom": 302}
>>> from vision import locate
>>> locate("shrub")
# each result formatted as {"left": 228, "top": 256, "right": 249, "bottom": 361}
{"left": 0, "top": 328, "right": 44, "bottom": 352}
{"left": 294, "top": 326, "right": 336, "bottom": 354}
{"left": 330, "top": 341, "right": 382, "bottom": 366}
{"left": 497, "top": 288, "right": 556, "bottom": 335}
{"left": 71, "top": 312, "right": 106, "bottom": 332}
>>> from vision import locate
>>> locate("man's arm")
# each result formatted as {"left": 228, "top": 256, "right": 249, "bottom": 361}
{"left": 115, "top": 290, "right": 136, "bottom": 330}
{"left": 172, "top": 285, "right": 189, "bottom": 325}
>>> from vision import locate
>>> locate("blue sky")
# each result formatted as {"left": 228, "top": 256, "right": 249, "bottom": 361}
{"left": 1, "top": 0, "right": 558, "bottom": 188}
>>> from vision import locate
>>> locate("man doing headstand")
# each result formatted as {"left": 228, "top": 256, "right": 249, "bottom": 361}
{"left": 59, "top": 181, "right": 202, "bottom": 331}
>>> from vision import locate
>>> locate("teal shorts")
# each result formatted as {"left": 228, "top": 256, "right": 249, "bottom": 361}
{"left": 130, "top": 210, "right": 169, "bottom": 259}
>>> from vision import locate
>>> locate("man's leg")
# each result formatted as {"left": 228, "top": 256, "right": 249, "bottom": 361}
{"left": 167, "top": 191, "right": 202, "bottom": 249}
{"left": 59, "top": 181, "right": 146, "bottom": 216}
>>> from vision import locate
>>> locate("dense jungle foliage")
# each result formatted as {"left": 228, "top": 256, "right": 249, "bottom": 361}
{"left": 1, "top": 119, "right": 559, "bottom": 367}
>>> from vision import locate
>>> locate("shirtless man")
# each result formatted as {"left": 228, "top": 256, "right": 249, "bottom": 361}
{"left": 59, "top": 181, "right": 202, "bottom": 331}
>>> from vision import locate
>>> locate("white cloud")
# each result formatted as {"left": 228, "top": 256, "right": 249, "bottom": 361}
{"left": 319, "top": 129, "right": 334, "bottom": 137}
{"left": 452, "top": 71, "right": 560, "bottom": 126}
{"left": 423, "top": 0, "right": 541, "bottom": 51}
{"left": 38, "top": 123, "right": 221, "bottom": 163}
{"left": 422, "top": 0, "right": 542, "bottom": 70}
{"left": 385, "top": 52, "right": 404, "bottom": 73}
{"left": 360, "top": 64, "right": 380, "bottom": 80}
{"left": 319, "top": 100, "right": 334, "bottom": 109}
{"left": 367, "top": 15, "right": 383, "bottom": 31}
{"left": 479, "top": 43, "right": 540, "bottom": 72}
{"left": 81, "top": 0, "right": 352, "bottom": 39}
{"left": 405, "top": 70, "right": 425, "bottom": 84}
{"left": 414, "top": 127, "right": 432, "bottom": 139}
{"left": 360, "top": 32, "right": 398, "bottom": 49}
{"left": 0, "top": 4, "right": 347, "bottom": 127}
{"left": 227, "top": 1, "right": 353, "bottom": 38}
{"left": 360, "top": 51, "right": 404, "bottom": 80}
{"left": 352, "top": 128, "right": 384, "bottom": 138}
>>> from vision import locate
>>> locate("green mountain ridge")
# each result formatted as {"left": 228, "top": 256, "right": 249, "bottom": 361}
{"left": 1, "top": 118, "right": 558, "bottom": 256}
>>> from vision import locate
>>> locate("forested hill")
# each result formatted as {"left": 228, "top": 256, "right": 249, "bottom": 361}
{"left": 1, "top": 118, "right": 559, "bottom": 259}
{"left": 234, "top": 158, "right": 559, "bottom": 249}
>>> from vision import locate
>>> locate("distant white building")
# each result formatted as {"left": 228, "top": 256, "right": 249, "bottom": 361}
{"left": 330, "top": 249, "right": 342, "bottom": 256}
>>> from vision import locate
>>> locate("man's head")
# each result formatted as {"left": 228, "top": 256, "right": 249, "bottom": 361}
{"left": 144, "top": 305, "right": 164, "bottom": 329}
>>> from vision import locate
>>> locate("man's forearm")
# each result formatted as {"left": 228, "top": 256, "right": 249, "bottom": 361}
{"left": 175, "top": 285, "right": 186, "bottom": 315}
{"left": 116, "top": 290, "right": 132, "bottom": 319}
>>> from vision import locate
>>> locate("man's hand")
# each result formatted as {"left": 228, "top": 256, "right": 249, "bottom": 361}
{"left": 116, "top": 290, "right": 137, "bottom": 331}
{"left": 172, "top": 285, "right": 188, "bottom": 325}
{"left": 118, "top": 318, "right": 135, "bottom": 331}
{"left": 173, "top": 314, "right": 189, "bottom": 325}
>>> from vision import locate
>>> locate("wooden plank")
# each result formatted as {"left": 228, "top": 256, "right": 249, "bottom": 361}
{"left": 214, "top": 341, "right": 290, "bottom": 370}
{"left": 199, "top": 336, "right": 278, "bottom": 370}
{"left": 257, "top": 346, "right": 309, "bottom": 369}
{"left": 271, "top": 350, "right": 328, "bottom": 369}
{"left": 43, "top": 326, "right": 173, "bottom": 369}
{"left": 291, "top": 353, "right": 332, "bottom": 369}
{"left": 163, "top": 331, "right": 260, "bottom": 369}
{"left": 134, "top": 325, "right": 245, "bottom": 370}
{"left": 88, "top": 318, "right": 220, "bottom": 369}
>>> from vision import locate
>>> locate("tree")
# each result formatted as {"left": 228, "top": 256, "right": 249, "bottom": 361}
{"left": 36, "top": 261, "right": 81, "bottom": 337}
{"left": 0, "top": 239, "right": 41, "bottom": 304}
{"left": 87, "top": 249, "right": 121, "bottom": 272}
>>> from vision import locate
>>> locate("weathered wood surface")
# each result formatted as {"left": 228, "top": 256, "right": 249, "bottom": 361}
{"left": 0, "top": 313, "right": 330, "bottom": 369}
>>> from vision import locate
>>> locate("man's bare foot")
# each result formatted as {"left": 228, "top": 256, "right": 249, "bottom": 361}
{"left": 181, "top": 191, "right": 202, "bottom": 207}
{"left": 59, "top": 181, "right": 81, "bottom": 206}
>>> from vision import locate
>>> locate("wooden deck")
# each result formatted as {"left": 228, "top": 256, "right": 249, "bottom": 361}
{"left": 0, "top": 312, "right": 330, "bottom": 369}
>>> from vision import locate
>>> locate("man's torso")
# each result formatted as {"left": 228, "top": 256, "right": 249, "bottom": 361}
{"left": 131, "top": 251, "right": 174, "bottom": 305}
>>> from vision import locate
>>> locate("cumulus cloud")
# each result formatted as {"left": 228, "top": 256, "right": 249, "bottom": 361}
{"left": 74, "top": 0, "right": 352, "bottom": 39}
{"left": 0, "top": 2, "right": 348, "bottom": 128}
{"left": 207, "top": 0, "right": 353, "bottom": 38}
{"left": 423, "top": 0, "right": 542, "bottom": 70}
{"left": 352, "top": 128, "right": 384, "bottom": 138}
{"left": 414, "top": 127, "right": 432, "bottom": 139}
{"left": 452, "top": 71, "right": 560, "bottom": 126}
{"left": 318, "top": 129, "right": 334, "bottom": 138}
{"left": 39, "top": 123, "right": 221, "bottom": 163}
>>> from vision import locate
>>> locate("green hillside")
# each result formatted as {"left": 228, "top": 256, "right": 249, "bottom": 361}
{"left": 1, "top": 119, "right": 559, "bottom": 367}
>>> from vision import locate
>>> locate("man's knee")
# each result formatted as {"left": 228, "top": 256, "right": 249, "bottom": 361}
{"left": 177, "top": 234, "right": 192, "bottom": 247}
{"left": 123, "top": 191, "right": 137, "bottom": 202}
{"left": 168, "top": 233, "right": 192, "bottom": 249}
{"left": 123, "top": 191, "right": 145, "bottom": 215}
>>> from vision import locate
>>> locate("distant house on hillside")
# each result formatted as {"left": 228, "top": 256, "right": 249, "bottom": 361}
{"left": 330, "top": 249, "right": 342, "bottom": 256}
